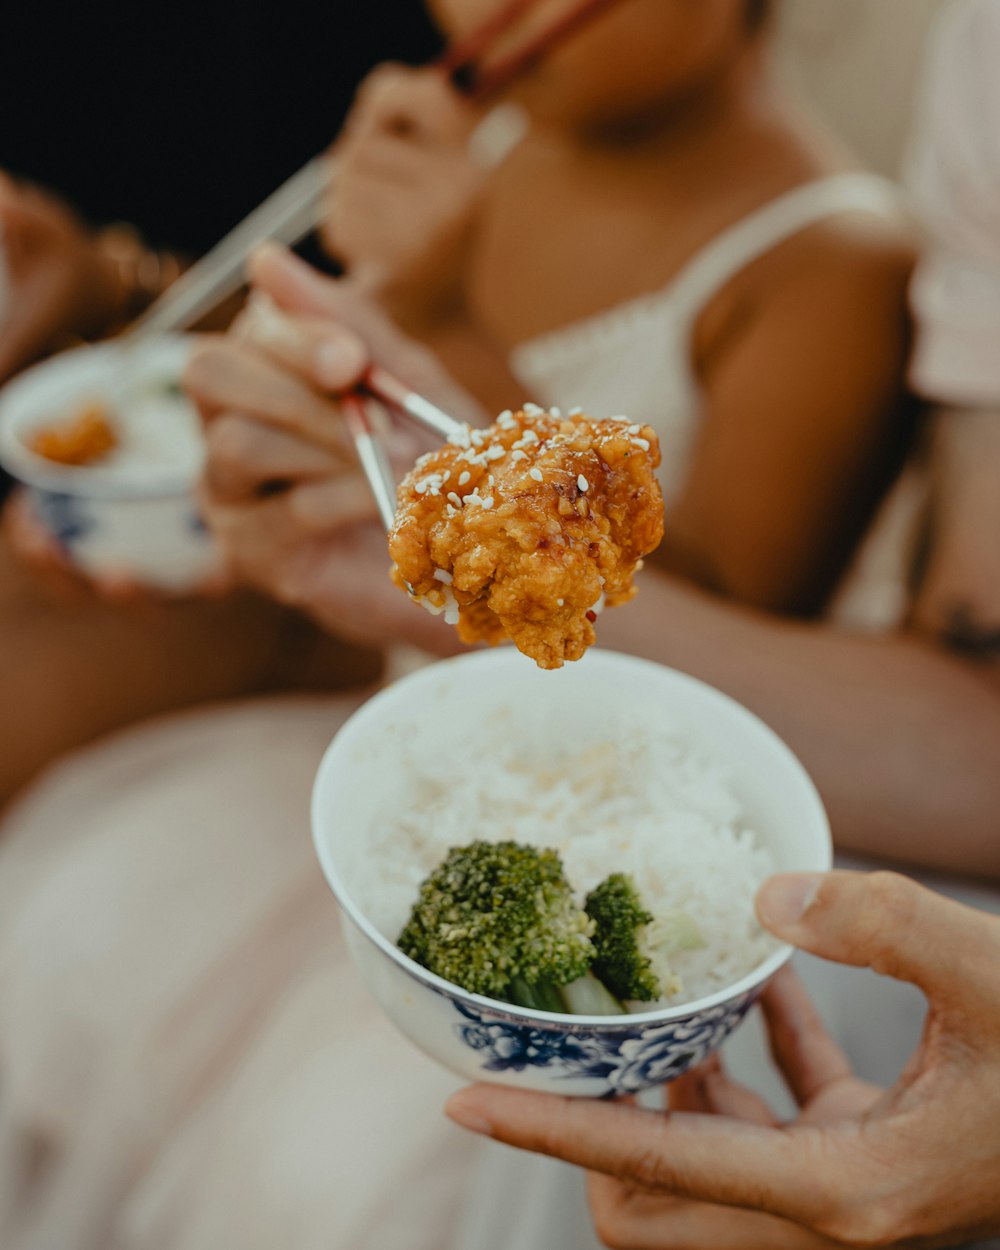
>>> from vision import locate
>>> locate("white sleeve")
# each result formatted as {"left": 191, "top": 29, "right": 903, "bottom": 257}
{"left": 905, "top": 0, "right": 1000, "bottom": 407}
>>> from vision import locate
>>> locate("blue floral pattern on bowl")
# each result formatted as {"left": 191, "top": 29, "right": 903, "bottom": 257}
{"left": 452, "top": 992, "right": 758, "bottom": 1094}
{"left": 30, "top": 488, "right": 94, "bottom": 550}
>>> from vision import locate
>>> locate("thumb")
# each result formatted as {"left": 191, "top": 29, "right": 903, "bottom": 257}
{"left": 247, "top": 242, "right": 343, "bottom": 321}
{"left": 249, "top": 244, "right": 486, "bottom": 426}
{"left": 248, "top": 244, "right": 415, "bottom": 357}
{"left": 756, "top": 869, "right": 999, "bottom": 1007}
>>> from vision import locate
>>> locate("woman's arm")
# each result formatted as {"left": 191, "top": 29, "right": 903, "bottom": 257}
{"left": 599, "top": 569, "right": 1000, "bottom": 878}
{"left": 664, "top": 217, "right": 917, "bottom": 614}
{"left": 601, "top": 406, "right": 1000, "bottom": 880}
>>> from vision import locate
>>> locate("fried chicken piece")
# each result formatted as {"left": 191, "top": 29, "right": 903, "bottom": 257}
{"left": 29, "top": 402, "right": 119, "bottom": 466}
{"left": 389, "top": 405, "right": 664, "bottom": 669}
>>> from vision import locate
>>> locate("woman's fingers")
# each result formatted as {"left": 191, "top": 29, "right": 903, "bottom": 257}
{"left": 286, "top": 475, "right": 379, "bottom": 534}
{"left": 233, "top": 293, "right": 366, "bottom": 393}
{"left": 586, "top": 1173, "right": 839, "bottom": 1250}
{"left": 444, "top": 1085, "right": 839, "bottom": 1225}
{"left": 183, "top": 336, "right": 351, "bottom": 460}
{"left": 349, "top": 62, "right": 477, "bottom": 144}
{"left": 249, "top": 246, "right": 487, "bottom": 425}
{"left": 202, "top": 413, "right": 342, "bottom": 505}
{"left": 758, "top": 969, "right": 854, "bottom": 1108}
{"left": 757, "top": 871, "right": 1000, "bottom": 1018}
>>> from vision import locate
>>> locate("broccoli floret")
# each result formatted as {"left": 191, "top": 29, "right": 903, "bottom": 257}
{"left": 397, "top": 841, "right": 620, "bottom": 1014}
{"left": 585, "top": 873, "right": 705, "bottom": 1003}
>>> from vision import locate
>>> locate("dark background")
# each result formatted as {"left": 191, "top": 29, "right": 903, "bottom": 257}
{"left": 0, "top": 1, "right": 441, "bottom": 254}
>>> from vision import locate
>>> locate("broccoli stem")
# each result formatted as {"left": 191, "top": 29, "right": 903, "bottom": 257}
{"left": 506, "top": 972, "right": 623, "bottom": 1016}
{"left": 507, "top": 975, "right": 567, "bottom": 1014}
{"left": 559, "top": 972, "right": 625, "bottom": 1016}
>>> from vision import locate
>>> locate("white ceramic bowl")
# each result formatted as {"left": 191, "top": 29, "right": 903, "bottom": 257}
{"left": 0, "top": 336, "right": 220, "bottom": 591}
{"left": 313, "top": 648, "right": 831, "bottom": 1097}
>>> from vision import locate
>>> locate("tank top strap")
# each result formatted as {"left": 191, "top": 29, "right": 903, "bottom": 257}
{"left": 667, "top": 173, "right": 904, "bottom": 322}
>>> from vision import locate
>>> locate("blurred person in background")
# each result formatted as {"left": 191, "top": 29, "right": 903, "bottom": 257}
{"left": 180, "top": 1, "right": 1000, "bottom": 1243}
{"left": 0, "top": 0, "right": 440, "bottom": 806}
{"left": 0, "top": 1, "right": 926, "bottom": 1247}
{"left": 324, "top": 3, "right": 1000, "bottom": 1243}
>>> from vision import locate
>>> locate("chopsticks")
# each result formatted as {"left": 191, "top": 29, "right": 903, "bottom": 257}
{"left": 340, "top": 367, "right": 465, "bottom": 541}
{"left": 126, "top": 155, "right": 331, "bottom": 344}
{"left": 362, "top": 366, "right": 464, "bottom": 441}
{"left": 444, "top": 0, "right": 625, "bottom": 101}
{"left": 121, "top": 0, "right": 625, "bottom": 342}
{"left": 341, "top": 394, "right": 399, "bottom": 534}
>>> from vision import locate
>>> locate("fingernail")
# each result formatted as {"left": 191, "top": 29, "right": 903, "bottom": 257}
{"left": 444, "top": 1096, "right": 495, "bottom": 1137}
{"left": 757, "top": 873, "right": 823, "bottom": 929}
{"left": 251, "top": 239, "right": 281, "bottom": 264}
{"left": 315, "top": 343, "right": 342, "bottom": 389}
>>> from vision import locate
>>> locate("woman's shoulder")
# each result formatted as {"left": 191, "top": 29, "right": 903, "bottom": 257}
{"left": 689, "top": 173, "right": 915, "bottom": 377}
{"left": 731, "top": 179, "right": 917, "bottom": 316}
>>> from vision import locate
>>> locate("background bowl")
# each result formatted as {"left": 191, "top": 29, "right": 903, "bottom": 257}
{"left": 312, "top": 648, "right": 831, "bottom": 1098}
{"left": 0, "top": 336, "right": 220, "bottom": 591}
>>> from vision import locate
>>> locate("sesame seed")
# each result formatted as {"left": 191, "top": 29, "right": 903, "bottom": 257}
{"left": 556, "top": 598, "right": 564, "bottom": 606}
{"left": 510, "top": 449, "right": 528, "bottom": 463}
{"left": 458, "top": 471, "right": 471, "bottom": 486}
{"left": 487, "top": 474, "right": 494, "bottom": 487}
{"left": 549, "top": 406, "right": 562, "bottom": 417}
{"left": 529, "top": 467, "right": 543, "bottom": 482}
{"left": 568, "top": 406, "right": 584, "bottom": 416}
{"left": 577, "top": 474, "right": 589, "bottom": 492}
{"left": 433, "top": 568, "right": 453, "bottom": 584}
{"left": 628, "top": 424, "right": 642, "bottom": 435}
{"left": 523, "top": 402, "right": 545, "bottom": 416}
{"left": 447, "top": 425, "right": 473, "bottom": 449}
{"left": 631, "top": 437, "right": 651, "bottom": 451}
{"left": 447, "top": 492, "right": 463, "bottom": 508}
{"left": 486, "top": 444, "right": 506, "bottom": 461}
{"left": 481, "top": 496, "right": 494, "bottom": 509}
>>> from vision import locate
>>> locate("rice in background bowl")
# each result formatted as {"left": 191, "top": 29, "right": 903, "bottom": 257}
{"left": 0, "top": 335, "right": 220, "bottom": 591}
{"left": 312, "top": 648, "right": 832, "bottom": 1097}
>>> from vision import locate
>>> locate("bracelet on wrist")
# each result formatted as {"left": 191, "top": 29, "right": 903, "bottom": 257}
{"left": 96, "top": 223, "right": 182, "bottom": 330}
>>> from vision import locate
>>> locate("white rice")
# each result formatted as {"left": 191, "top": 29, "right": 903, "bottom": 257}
{"left": 357, "top": 729, "right": 777, "bottom": 1008}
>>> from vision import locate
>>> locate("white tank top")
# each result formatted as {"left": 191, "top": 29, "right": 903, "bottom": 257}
{"left": 510, "top": 172, "right": 903, "bottom": 500}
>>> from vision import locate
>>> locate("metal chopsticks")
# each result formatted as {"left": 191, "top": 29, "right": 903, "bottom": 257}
{"left": 118, "top": 0, "right": 626, "bottom": 341}
{"left": 341, "top": 367, "right": 465, "bottom": 540}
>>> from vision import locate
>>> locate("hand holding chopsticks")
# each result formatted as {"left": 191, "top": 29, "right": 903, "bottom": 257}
{"left": 190, "top": 246, "right": 477, "bottom": 541}
{"left": 125, "top": 0, "right": 625, "bottom": 341}
{"left": 188, "top": 265, "right": 479, "bottom": 650}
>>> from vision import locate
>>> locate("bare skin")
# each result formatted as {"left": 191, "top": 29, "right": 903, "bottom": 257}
{"left": 327, "top": 0, "right": 917, "bottom": 614}
{"left": 0, "top": 525, "right": 382, "bottom": 809}
{"left": 0, "top": 185, "right": 379, "bottom": 812}
{"left": 445, "top": 870, "right": 1000, "bottom": 1249}
{"left": 0, "top": 174, "right": 123, "bottom": 381}
{"left": 187, "top": 251, "right": 1000, "bottom": 877}
{"left": 0, "top": 0, "right": 914, "bottom": 808}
